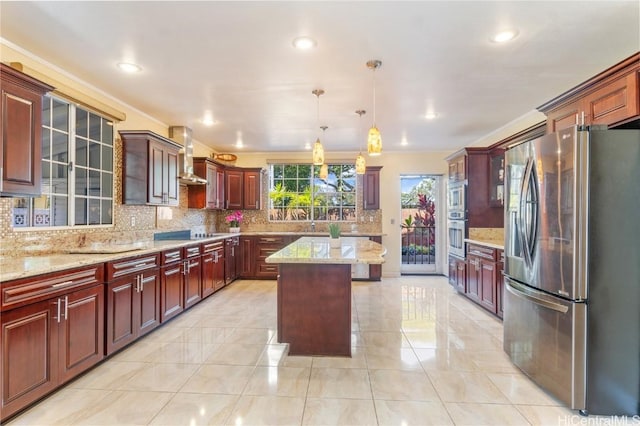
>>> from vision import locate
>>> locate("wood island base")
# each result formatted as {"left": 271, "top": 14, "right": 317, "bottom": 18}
{"left": 277, "top": 263, "right": 351, "bottom": 357}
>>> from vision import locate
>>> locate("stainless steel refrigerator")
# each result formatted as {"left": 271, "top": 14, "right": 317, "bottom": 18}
{"left": 503, "top": 125, "right": 640, "bottom": 416}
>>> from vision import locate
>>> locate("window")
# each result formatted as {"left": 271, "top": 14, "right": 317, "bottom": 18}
{"left": 269, "top": 163, "right": 356, "bottom": 221}
{"left": 11, "top": 95, "right": 114, "bottom": 228}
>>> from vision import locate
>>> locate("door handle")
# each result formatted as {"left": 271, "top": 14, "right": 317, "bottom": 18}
{"left": 55, "top": 298, "right": 62, "bottom": 323}
{"left": 63, "top": 296, "right": 69, "bottom": 320}
{"left": 506, "top": 279, "right": 569, "bottom": 314}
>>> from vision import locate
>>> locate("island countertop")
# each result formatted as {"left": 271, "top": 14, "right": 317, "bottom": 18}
{"left": 265, "top": 236, "right": 386, "bottom": 265}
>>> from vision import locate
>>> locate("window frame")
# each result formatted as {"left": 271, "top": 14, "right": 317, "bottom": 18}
{"left": 268, "top": 162, "right": 357, "bottom": 222}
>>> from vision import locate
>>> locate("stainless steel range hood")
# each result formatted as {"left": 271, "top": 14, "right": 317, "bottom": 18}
{"left": 169, "top": 126, "right": 207, "bottom": 185}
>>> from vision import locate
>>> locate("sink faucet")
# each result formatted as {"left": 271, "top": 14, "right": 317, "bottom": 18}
{"left": 310, "top": 221, "right": 316, "bottom": 232}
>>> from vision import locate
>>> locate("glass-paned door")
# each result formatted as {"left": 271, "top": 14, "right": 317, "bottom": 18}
{"left": 401, "top": 175, "right": 438, "bottom": 274}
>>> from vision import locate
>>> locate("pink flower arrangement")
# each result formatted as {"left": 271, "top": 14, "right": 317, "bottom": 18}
{"left": 225, "top": 211, "right": 243, "bottom": 227}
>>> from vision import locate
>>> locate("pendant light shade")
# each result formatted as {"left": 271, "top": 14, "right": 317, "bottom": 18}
{"left": 319, "top": 163, "right": 328, "bottom": 179}
{"left": 355, "top": 109, "right": 367, "bottom": 174}
{"left": 355, "top": 154, "right": 366, "bottom": 174}
{"left": 311, "top": 89, "right": 325, "bottom": 165}
{"left": 367, "top": 126, "right": 382, "bottom": 156}
{"left": 366, "top": 60, "right": 382, "bottom": 156}
{"left": 312, "top": 138, "right": 324, "bottom": 166}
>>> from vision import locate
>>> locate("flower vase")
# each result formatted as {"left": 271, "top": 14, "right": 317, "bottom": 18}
{"left": 329, "top": 237, "right": 341, "bottom": 249}
{"left": 229, "top": 227, "right": 240, "bottom": 233}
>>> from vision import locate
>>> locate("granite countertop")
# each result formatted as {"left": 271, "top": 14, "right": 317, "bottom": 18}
{"left": 0, "top": 235, "right": 234, "bottom": 282}
{"left": 464, "top": 238, "right": 505, "bottom": 250}
{"left": 265, "top": 236, "right": 386, "bottom": 265}
{"left": 240, "top": 231, "right": 385, "bottom": 237}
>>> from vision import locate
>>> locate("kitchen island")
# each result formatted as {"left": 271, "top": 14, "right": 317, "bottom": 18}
{"left": 266, "top": 236, "right": 385, "bottom": 356}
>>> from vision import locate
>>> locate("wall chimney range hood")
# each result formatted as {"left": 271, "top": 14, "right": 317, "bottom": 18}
{"left": 169, "top": 126, "right": 207, "bottom": 185}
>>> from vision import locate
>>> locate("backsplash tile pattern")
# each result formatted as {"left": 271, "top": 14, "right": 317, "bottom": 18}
{"left": 468, "top": 227, "right": 505, "bottom": 243}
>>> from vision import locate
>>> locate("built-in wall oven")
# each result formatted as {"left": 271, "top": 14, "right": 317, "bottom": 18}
{"left": 447, "top": 219, "right": 466, "bottom": 258}
{"left": 447, "top": 181, "right": 466, "bottom": 220}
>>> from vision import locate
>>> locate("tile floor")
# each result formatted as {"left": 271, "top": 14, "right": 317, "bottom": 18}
{"left": 6, "top": 276, "right": 629, "bottom": 425}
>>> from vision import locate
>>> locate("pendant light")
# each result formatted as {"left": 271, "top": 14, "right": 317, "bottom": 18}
{"left": 355, "top": 110, "right": 366, "bottom": 175}
{"left": 311, "top": 89, "right": 325, "bottom": 165}
{"left": 319, "top": 126, "right": 329, "bottom": 179}
{"left": 366, "top": 60, "right": 382, "bottom": 156}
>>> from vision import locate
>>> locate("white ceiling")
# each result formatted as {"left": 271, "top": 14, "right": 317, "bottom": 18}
{"left": 1, "top": 1, "right": 638, "bottom": 154}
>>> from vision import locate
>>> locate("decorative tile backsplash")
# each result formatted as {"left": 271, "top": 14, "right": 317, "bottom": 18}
{"left": 468, "top": 227, "right": 504, "bottom": 243}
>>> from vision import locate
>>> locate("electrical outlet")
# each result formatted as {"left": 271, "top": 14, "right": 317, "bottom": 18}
{"left": 390, "top": 218, "right": 395, "bottom": 225}
{"left": 131, "top": 216, "right": 136, "bottom": 227}
{"left": 369, "top": 216, "right": 374, "bottom": 223}
{"left": 360, "top": 216, "right": 365, "bottom": 223}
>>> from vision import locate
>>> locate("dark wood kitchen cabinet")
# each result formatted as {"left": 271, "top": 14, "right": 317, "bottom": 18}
{"left": 239, "top": 236, "right": 256, "bottom": 278}
{"left": 1, "top": 264, "right": 104, "bottom": 421}
{"left": 189, "top": 157, "right": 224, "bottom": 209}
{"left": 447, "top": 155, "right": 466, "bottom": 183}
{"left": 160, "top": 248, "right": 185, "bottom": 322}
{"left": 448, "top": 255, "right": 466, "bottom": 293}
{"left": 363, "top": 166, "right": 382, "bottom": 210}
{"left": 496, "top": 249, "right": 505, "bottom": 319}
{"left": 254, "top": 235, "right": 296, "bottom": 279}
{"left": 0, "top": 63, "right": 53, "bottom": 197}
{"left": 105, "top": 253, "right": 160, "bottom": 355}
{"left": 466, "top": 243, "right": 500, "bottom": 315}
{"left": 225, "top": 236, "right": 240, "bottom": 284}
{"left": 183, "top": 244, "right": 202, "bottom": 309}
{"left": 120, "top": 130, "right": 181, "bottom": 206}
{"left": 225, "top": 167, "right": 262, "bottom": 211}
{"left": 225, "top": 168, "right": 243, "bottom": 210}
{"left": 368, "top": 236, "right": 383, "bottom": 281}
{"left": 539, "top": 52, "right": 640, "bottom": 132}
{"left": 201, "top": 240, "right": 225, "bottom": 297}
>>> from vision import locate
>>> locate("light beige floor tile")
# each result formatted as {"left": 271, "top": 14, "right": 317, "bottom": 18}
{"left": 311, "top": 346, "right": 367, "bottom": 369}
{"left": 468, "top": 350, "right": 521, "bottom": 373}
{"left": 369, "top": 369, "right": 439, "bottom": 401}
{"left": 447, "top": 332, "right": 503, "bottom": 352}
{"left": 302, "top": 398, "right": 378, "bottom": 426}
{"left": 360, "top": 330, "right": 411, "bottom": 348}
{"left": 143, "top": 325, "right": 191, "bottom": 342}
{"left": 75, "top": 390, "right": 174, "bottom": 425}
{"left": 243, "top": 366, "right": 310, "bottom": 397}
{"left": 193, "top": 315, "right": 247, "bottom": 328}
{"left": 257, "top": 343, "right": 289, "bottom": 366}
{"left": 180, "top": 364, "right": 254, "bottom": 394}
{"left": 403, "top": 330, "right": 440, "bottom": 349}
{"left": 444, "top": 402, "right": 530, "bottom": 425}
{"left": 364, "top": 345, "right": 423, "bottom": 371}
{"left": 307, "top": 368, "right": 372, "bottom": 399}
{"left": 118, "top": 362, "right": 199, "bottom": 392}
{"left": 169, "top": 326, "right": 236, "bottom": 344}
{"left": 280, "top": 354, "right": 314, "bottom": 368}
{"left": 225, "top": 327, "right": 276, "bottom": 344}
{"left": 414, "top": 347, "right": 478, "bottom": 372}
{"left": 109, "top": 339, "right": 163, "bottom": 362}
{"left": 67, "top": 361, "right": 147, "bottom": 390}
{"left": 7, "top": 388, "right": 113, "bottom": 425}
{"left": 515, "top": 404, "right": 579, "bottom": 426}
{"left": 375, "top": 400, "right": 454, "bottom": 426}
{"left": 149, "top": 393, "right": 238, "bottom": 426}
{"left": 204, "top": 342, "right": 266, "bottom": 365}
{"left": 487, "top": 372, "right": 563, "bottom": 406}
{"left": 147, "top": 341, "right": 221, "bottom": 364}
{"left": 228, "top": 395, "right": 305, "bottom": 426}
{"left": 428, "top": 371, "right": 510, "bottom": 404}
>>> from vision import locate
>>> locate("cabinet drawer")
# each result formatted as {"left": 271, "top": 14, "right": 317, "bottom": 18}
{"left": 161, "top": 249, "right": 183, "bottom": 264}
{"left": 257, "top": 245, "right": 282, "bottom": 260}
{"left": 106, "top": 254, "right": 159, "bottom": 281}
{"left": 256, "top": 263, "right": 279, "bottom": 277}
{"left": 1, "top": 264, "right": 104, "bottom": 311}
{"left": 184, "top": 245, "right": 201, "bottom": 258}
{"left": 466, "top": 244, "right": 497, "bottom": 261}
{"left": 202, "top": 241, "right": 224, "bottom": 253}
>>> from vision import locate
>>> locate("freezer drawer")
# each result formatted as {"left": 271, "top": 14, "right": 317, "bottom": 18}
{"left": 503, "top": 277, "right": 586, "bottom": 410}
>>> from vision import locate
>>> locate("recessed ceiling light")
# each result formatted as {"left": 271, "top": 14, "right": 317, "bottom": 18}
{"left": 117, "top": 62, "right": 141, "bottom": 73}
{"left": 304, "top": 142, "right": 311, "bottom": 150}
{"left": 401, "top": 137, "right": 409, "bottom": 146}
{"left": 292, "top": 36, "right": 317, "bottom": 50}
{"left": 425, "top": 112, "right": 438, "bottom": 120}
{"left": 202, "top": 112, "right": 216, "bottom": 126}
{"left": 490, "top": 29, "right": 519, "bottom": 43}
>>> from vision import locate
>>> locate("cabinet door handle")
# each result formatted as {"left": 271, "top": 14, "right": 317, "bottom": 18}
{"left": 135, "top": 274, "right": 141, "bottom": 292}
{"left": 55, "top": 298, "right": 62, "bottom": 323}
{"left": 63, "top": 296, "right": 69, "bottom": 320}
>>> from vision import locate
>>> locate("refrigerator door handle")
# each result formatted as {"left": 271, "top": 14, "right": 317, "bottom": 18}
{"left": 519, "top": 158, "right": 539, "bottom": 269}
{"left": 506, "top": 279, "right": 569, "bottom": 314}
